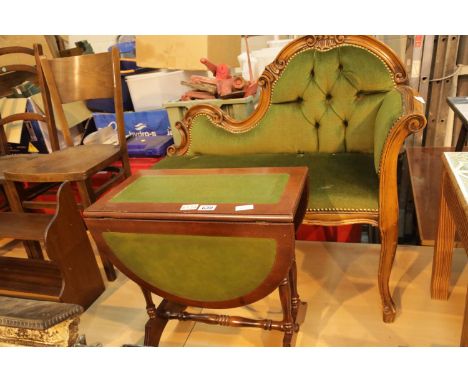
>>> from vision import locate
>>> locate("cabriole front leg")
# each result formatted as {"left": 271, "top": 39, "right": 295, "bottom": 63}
{"left": 378, "top": 224, "right": 397, "bottom": 323}
{"left": 376, "top": 89, "right": 427, "bottom": 323}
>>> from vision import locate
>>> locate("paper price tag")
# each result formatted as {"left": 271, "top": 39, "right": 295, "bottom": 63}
{"left": 235, "top": 204, "right": 254, "bottom": 211}
{"left": 180, "top": 204, "right": 199, "bottom": 211}
{"left": 198, "top": 205, "right": 217, "bottom": 211}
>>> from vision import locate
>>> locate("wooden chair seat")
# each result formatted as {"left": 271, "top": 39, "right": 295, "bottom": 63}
{"left": 0, "top": 154, "right": 42, "bottom": 181}
{"left": 4, "top": 144, "right": 122, "bottom": 182}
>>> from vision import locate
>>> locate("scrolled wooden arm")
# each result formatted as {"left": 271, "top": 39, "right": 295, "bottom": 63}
{"left": 378, "top": 85, "right": 426, "bottom": 230}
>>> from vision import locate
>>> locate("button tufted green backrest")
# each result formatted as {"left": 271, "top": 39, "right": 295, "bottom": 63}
{"left": 186, "top": 44, "right": 402, "bottom": 172}
{"left": 270, "top": 46, "right": 396, "bottom": 153}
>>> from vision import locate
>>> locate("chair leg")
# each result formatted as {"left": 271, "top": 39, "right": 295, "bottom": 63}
{"left": 23, "top": 241, "right": 44, "bottom": 259}
{"left": 121, "top": 153, "right": 131, "bottom": 178}
{"left": 76, "top": 180, "right": 94, "bottom": 209}
{"left": 378, "top": 224, "right": 398, "bottom": 323}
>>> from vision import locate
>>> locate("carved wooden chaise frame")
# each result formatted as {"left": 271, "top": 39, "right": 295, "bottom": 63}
{"left": 168, "top": 35, "right": 426, "bottom": 323}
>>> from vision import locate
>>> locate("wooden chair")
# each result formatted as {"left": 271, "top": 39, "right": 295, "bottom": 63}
{"left": 0, "top": 44, "right": 56, "bottom": 204}
{"left": 0, "top": 44, "right": 57, "bottom": 258}
{"left": 4, "top": 48, "right": 131, "bottom": 281}
{"left": 0, "top": 45, "right": 43, "bottom": 98}
{"left": 4, "top": 47, "right": 131, "bottom": 210}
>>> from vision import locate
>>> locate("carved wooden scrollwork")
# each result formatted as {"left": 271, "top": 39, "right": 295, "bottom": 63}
{"left": 262, "top": 58, "right": 287, "bottom": 83}
{"left": 407, "top": 115, "right": 426, "bottom": 133}
{"left": 167, "top": 120, "right": 190, "bottom": 156}
{"left": 305, "top": 35, "right": 346, "bottom": 51}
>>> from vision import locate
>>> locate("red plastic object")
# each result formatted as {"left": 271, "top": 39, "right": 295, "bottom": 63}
{"left": 296, "top": 224, "right": 362, "bottom": 243}
{"left": 200, "top": 58, "right": 231, "bottom": 80}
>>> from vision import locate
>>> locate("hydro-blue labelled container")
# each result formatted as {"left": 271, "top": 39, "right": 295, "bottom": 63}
{"left": 126, "top": 135, "right": 174, "bottom": 157}
{"left": 93, "top": 109, "right": 171, "bottom": 138}
{"left": 109, "top": 41, "right": 136, "bottom": 58}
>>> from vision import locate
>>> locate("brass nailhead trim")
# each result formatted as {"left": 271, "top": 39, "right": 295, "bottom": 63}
{"left": 307, "top": 208, "right": 379, "bottom": 212}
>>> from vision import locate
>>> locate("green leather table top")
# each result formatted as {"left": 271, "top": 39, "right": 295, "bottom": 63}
{"left": 84, "top": 167, "right": 308, "bottom": 223}
{"left": 103, "top": 232, "right": 277, "bottom": 303}
{"left": 110, "top": 173, "right": 289, "bottom": 205}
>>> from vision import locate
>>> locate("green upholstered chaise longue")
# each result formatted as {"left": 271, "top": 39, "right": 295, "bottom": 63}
{"left": 154, "top": 35, "right": 427, "bottom": 323}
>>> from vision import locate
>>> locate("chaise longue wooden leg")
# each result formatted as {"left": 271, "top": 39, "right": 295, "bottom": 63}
{"left": 378, "top": 225, "right": 397, "bottom": 323}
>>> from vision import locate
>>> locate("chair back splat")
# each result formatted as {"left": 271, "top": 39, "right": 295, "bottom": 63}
{"left": 39, "top": 47, "right": 127, "bottom": 153}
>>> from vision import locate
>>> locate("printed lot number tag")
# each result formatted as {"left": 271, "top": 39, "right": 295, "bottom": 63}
{"left": 198, "top": 205, "right": 217, "bottom": 211}
{"left": 180, "top": 204, "right": 199, "bottom": 211}
{"left": 235, "top": 204, "right": 254, "bottom": 211}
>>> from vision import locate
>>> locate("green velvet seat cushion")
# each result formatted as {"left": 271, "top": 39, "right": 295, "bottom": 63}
{"left": 153, "top": 153, "right": 379, "bottom": 212}
{"left": 111, "top": 173, "right": 289, "bottom": 205}
{"left": 103, "top": 232, "right": 276, "bottom": 302}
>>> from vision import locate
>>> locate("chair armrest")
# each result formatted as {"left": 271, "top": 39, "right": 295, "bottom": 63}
{"left": 374, "top": 85, "right": 426, "bottom": 175}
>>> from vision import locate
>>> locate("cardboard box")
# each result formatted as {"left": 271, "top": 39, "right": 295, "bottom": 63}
{"left": 126, "top": 70, "right": 192, "bottom": 111}
{"left": 136, "top": 36, "right": 241, "bottom": 70}
{"left": 0, "top": 36, "right": 60, "bottom": 67}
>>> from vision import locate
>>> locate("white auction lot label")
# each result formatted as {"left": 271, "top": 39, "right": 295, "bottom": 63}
{"left": 198, "top": 205, "right": 217, "bottom": 211}
{"left": 180, "top": 204, "right": 199, "bottom": 211}
{"left": 235, "top": 204, "right": 254, "bottom": 211}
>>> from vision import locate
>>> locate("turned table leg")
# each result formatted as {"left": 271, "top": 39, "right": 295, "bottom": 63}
{"left": 278, "top": 276, "right": 295, "bottom": 347}
{"left": 289, "top": 258, "right": 299, "bottom": 321}
{"left": 141, "top": 289, "right": 185, "bottom": 347}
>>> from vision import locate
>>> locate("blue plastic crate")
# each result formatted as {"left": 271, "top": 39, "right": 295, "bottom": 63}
{"left": 127, "top": 135, "right": 174, "bottom": 157}
{"left": 93, "top": 109, "right": 171, "bottom": 138}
